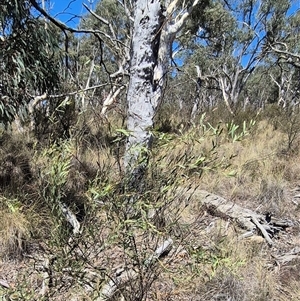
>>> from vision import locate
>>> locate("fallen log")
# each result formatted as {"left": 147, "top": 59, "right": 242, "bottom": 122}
{"left": 178, "top": 187, "right": 294, "bottom": 244}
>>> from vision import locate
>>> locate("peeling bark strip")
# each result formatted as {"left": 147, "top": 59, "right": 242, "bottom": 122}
{"left": 0, "top": 279, "right": 10, "bottom": 289}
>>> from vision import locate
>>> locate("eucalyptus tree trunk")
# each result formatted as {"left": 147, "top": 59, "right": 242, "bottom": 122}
{"left": 124, "top": 0, "right": 165, "bottom": 175}
{"left": 125, "top": 0, "right": 200, "bottom": 184}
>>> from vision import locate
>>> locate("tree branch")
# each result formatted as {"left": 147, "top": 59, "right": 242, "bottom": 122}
{"left": 169, "top": 0, "right": 200, "bottom": 34}
{"left": 29, "top": 0, "right": 99, "bottom": 36}
{"left": 83, "top": 3, "right": 117, "bottom": 40}
{"left": 96, "top": 238, "right": 173, "bottom": 301}
{"left": 101, "top": 85, "right": 126, "bottom": 115}
{"left": 27, "top": 83, "right": 109, "bottom": 113}
{"left": 270, "top": 43, "right": 300, "bottom": 68}
{"left": 117, "top": 0, "right": 134, "bottom": 22}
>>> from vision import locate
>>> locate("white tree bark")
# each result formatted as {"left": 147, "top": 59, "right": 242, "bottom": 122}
{"left": 125, "top": 0, "right": 200, "bottom": 175}
{"left": 124, "top": 0, "right": 165, "bottom": 171}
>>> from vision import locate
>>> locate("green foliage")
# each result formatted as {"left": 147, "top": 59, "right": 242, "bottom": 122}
{"left": 190, "top": 244, "right": 246, "bottom": 278}
{"left": 152, "top": 113, "right": 250, "bottom": 179}
{"left": 0, "top": 132, "right": 33, "bottom": 193}
{"left": 2, "top": 0, "right": 300, "bottom": 299}
{"left": 41, "top": 142, "right": 72, "bottom": 192}
{"left": 33, "top": 96, "right": 76, "bottom": 142}
{"left": 4, "top": 276, "right": 37, "bottom": 301}
{"left": 37, "top": 140, "right": 74, "bottom": 241}
{"left": 79, "top": 0, "right": 132, "bottom": 76}
{"left": 1, "top": 110, "right": 299, "bottom": 299}
{"left": 226, "top": 119, "right": 256, "bottom": 142}
{"left": 174, "top": 0, "right": 296, "bottom": 116}
{"left": 0, "top": 0, "right": 62, "bottom": 126}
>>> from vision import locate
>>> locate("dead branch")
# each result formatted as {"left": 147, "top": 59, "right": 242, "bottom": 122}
{"left": 250, "top": 215, "right": 273, "bottom": 246}
{"left": 272, "top": 247, "right": 300, "bottom": 264}
{"left": 101, "top": 85, "right": 125, "bottom": 115}
{"left": 96, "top": 238, "right": 173, "bottom": 301}
{"left": 38, "top": 257, "right": 50, "bottom": 297}
{"left": 81, "top": 58, "right": 95, "bottom": 110}
{"left": 59, "top": 201, "right": 81, "bottom": 235}
{"left": 83, "top": 4, "right": 118, "bottom": 42}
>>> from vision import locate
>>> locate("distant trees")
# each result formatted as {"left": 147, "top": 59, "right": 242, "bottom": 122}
{"left": 2, "top": 0, "right": 300, "bottom": 157}
{"left": 170, "top": 0, "right": 299, "bottom": 116}
{"left": 266, "top": 5, "right": 300, "bottom": 108}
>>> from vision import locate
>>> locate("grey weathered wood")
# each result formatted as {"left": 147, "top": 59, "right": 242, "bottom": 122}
{"left": 272, "top": 247, "right": 300, "bottom": 264}
{"left": 250, "top": 215, "right": 273, "bottom": 246}
{"left": 0, "top": 279, "right": 10, "bottom": 289}
{"left": 96, "top": 238, "right": 173, "bottom": 301}
{"left": 178, "top": 187, "right": 293, "bottom": 244}
{"left": 186, "top": 189, "right": 258, "bottom": 231}
{"left": 238, "top": 230, "right": 255, "bottom": 239}
{"left": 59, "top": 201, "right": 81, "bottom": 235}
{"left": 144, "top": 238, "right": 173, "bottom": 267}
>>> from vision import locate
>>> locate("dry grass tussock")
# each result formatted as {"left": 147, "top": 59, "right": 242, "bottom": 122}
{"left": 1, "top": 115, "right": 300, "bottom": 300}
{"left": 0, "top": 197, "right": 30, "bottom": 259}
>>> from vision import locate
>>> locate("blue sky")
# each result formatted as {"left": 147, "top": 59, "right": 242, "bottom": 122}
{"left": 50, "top": 0, "right": 300, "bottom": 30}
{"left": 49, "top": 0, "right": 96, "bottom": 27}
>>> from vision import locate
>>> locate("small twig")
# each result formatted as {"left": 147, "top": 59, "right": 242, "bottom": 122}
{"left": 101, "top": 85, "right": 125, "bottom": 115}
{"left": 39, "top": 257, "right": 50, "bottom": 296}
{"left": 83, "top": 4, "right": 117, "bottom": 40}
{"left": 238, "top": 230, "right": 254, "bottom": 240}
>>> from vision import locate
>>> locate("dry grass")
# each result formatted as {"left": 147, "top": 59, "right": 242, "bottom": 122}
{"left": 1, "top": 114, "right": 300, "bottom": 300}
{"left": 142, "top": 117, "right": 300, "bottom": 300}
{"left": 0, "top": 197, "right": 30, "bottom": 259}
{"left": 155, "top": 119, "right": 298, "bottom": 220}
{"left": 147, "top": 216, "right": 275, "bottom": 301}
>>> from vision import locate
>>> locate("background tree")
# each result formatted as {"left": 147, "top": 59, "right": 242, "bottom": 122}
{"left": 76, "top": 0, "right": 132, "bottom": 112}
{"left": 172, "top": 0, "right": 292, "bottom": 116}
{"left": 265, "top": 5, "right": 300, "bottom": 109}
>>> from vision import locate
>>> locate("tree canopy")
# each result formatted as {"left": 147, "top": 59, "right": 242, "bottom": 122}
{"left": 1, "top": 0, "right": 300, "bottom": 127}
{"left": 0, "top": 0, "right": 64, "bottom": 126}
